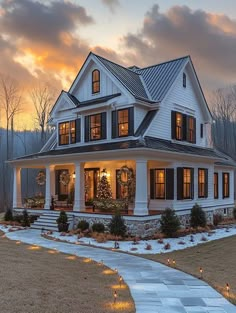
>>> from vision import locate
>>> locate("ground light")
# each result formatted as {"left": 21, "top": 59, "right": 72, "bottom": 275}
{"left": 199, "top": 267, "right": 203, "bottom": 279}
{"left": 119, "top": 275, "right": 123, "bottom": 287}
{"left": 226, "top": 283, "right": 230, "bottom": 296}
{"left": 113, "top": 290, "right": 117, "bottom": 304}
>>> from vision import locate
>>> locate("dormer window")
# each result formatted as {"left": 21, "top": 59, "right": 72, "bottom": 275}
{"left": 118, "top": 109, "right": 129, "bottom": 137}
{"left": 112, "top": 107, "right": 134, "bottom": 138}
{"left": 59, "top": 120, "right": 76, "bottom": 145}
{"left": 183, "top": 73, "right": 186, "bottom": 88}
{"left": 92, "top": 69, "right": 100, "bottom": 94}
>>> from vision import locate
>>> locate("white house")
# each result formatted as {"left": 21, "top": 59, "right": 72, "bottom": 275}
{"left": 10, "top": 52, "right": 235, "bottom": 232}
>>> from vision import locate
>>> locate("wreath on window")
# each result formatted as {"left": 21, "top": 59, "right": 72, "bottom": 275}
{"left": 59, "top": 171, "right": 70, "bottom": 186}
{"left": 36, "top": 171, "right": 46, "bottom": 186}
{"left": 117, "top": 166, "right": 134, "bottom": 187}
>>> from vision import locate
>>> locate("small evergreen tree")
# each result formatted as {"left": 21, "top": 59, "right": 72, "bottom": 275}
{"left": 109, "top": 211, "right": 127, "bottom": 237}
{"left": 56, "top": 210, "right": 68, "bottom": 225}
{"left": 77, "top": 220, "right": 89, "bottom": 231}
{"left": 160, "top": 208, "right": 180, "bottom": 237}
{"left": 97, "top": 172, "right": 112, "bottom": 200}
{"left": 190, "top": 204, "right": 206, "bottom": 228}
{"left": 4, "top": 209, "right": 13, "bottom": 221}
{"left": 22, "top": 209, "right": 30, "bottom": 227}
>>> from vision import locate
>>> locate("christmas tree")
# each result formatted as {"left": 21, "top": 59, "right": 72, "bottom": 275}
{"left": 97, "top": 170, "right": 112, "bottom": 200}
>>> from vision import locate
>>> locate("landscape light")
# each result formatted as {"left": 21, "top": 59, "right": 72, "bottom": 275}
{"left": 113, "top": 290, "right": 117, "bottom": 304}
{"left": 226, "top": 283, "right": 230, "bottom": 296}
{"left": 119, "top": 275, "right": 123, "bottom": 287}
{"left": 199, "top": 267, "right": 203, "bottom": 278}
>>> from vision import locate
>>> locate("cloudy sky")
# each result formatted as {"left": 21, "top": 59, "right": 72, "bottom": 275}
{"left": 0, "top": 0, "right": 236, "bottom": 129}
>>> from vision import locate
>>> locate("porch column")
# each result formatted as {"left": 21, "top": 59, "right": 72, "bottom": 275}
{"left": 134, "top": 159, "right": 148, "bottom": 215}
{"left": 13, "top": 167, "right": 22, "bottom": 208}
{"left": 73, "top": 162, "right": 85, "bottom": 211}
{"left": 44, "top": 165, "right": 54, "bottom": 210}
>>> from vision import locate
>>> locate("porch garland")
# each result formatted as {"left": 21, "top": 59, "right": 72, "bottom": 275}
{"left": 59, "top": 171, "right": 70, "bottom": 186}
{"left": 117, "top": 166, "right": 134, "bottom": 187}
{"left": 36, "top": 171, "right": 46, "bottom": 186}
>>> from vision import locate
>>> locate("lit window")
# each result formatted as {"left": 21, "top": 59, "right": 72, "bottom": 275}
{"left": 59, "top": 121, "right": 76, "bottom": 145}
{"left": 176, "top": 113, "right": 183, "bottom": 140}
{"left": 188, "top": 117, "right": 195, "bottom": 143}
{"left": 223, "top": 173, "right": 230, "bottom": 198}
{"left": 155, "top": 169, "right": 165, "bottom": 199}
{"left": 198, "top": 169, "right": 207, "bottom": 198}
{"left": 118, "top": 109, "right": 129, "bottom": 137}
{"left": 90, "top": 114, "right": 101, "bottom": 140}
{"left": 183, "top": 168, "right": 192, "bottom": 199}
{"left": 214, "top": 173, "right": 218, "bottom": 199}
{"left": 92, "top": 69, "right": 100, "bottom": 94}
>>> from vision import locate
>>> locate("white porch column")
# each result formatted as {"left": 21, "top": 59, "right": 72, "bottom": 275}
{"left": 13, "top": 167, "right": 22, "bottom": 208}
{"left": 134, "top": 159, "right": 148, "bottom": 215}
{"left": 44, "top": 165, "right": 54, "bottom": 210}
{"left": 73, "top": 162, "right": 85, "bottom": 211}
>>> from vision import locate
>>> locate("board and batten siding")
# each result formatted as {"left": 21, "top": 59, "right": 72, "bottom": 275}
{"left": 147, "top": 67, "right": 210, "bottom": 148}
{"left": 74, "top": 63, "right": 121, "bottom": 102}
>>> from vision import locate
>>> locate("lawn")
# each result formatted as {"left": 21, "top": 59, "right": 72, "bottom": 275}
{"left": 0, "top": 234, "right": 135, "bottom": 313}
{"left": 140, "top": 234, "right": 236, "bottom": 304}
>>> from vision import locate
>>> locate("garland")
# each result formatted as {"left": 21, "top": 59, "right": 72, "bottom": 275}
{"left": 36, "top": 171, "right": 46, "bottom": 186}
{"left": 59, "top": 171, "right": 70, "bottom": 186}
{"left": 117, "top": 166, "right": 134, "bottom": 187}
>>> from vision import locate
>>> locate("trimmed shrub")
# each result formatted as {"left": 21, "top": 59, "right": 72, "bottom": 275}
{"left": 92, "top": 222, "right": 105, "bottom": 233}
{"left": 108, "top": 211, "right": 127, "bottom": 237}
{"left": 190, "top": 204, "right": 206, "bottom": 228}
{"left": 213, "top": 213, "right": 223, "bottom": 226}
{"left": 233, "top": 208, "right": 236, "bottom": 220}
{"left": 77, "top": 220, "right": 89, "bottom": 231}
{"left": 4, "top": 209, "right": 13, "bottom": 221}
{"left": 22, "top": 209, "right": 30, "bottom": 227}
{"left": 56, "top": 211, "right": 68, "bottom": 224}
{"left": 160, "top": 208, "right": 180, "bottom": 237}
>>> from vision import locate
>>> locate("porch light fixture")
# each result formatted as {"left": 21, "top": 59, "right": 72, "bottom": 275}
{"left": 101, "top": 168, "right": 107, "bottom": 177}
{"left": 72, "top": 172, "right": 76, "bottom": 179}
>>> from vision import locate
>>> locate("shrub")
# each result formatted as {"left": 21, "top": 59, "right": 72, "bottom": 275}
{"left": 4, "top": 209, "right": 13, "bottom": 221}
{"left": 92, "top": 222, "right": 105, "bottom": 233}
{"left": 190, "top": 204, "right": 206, "bottom": 228}
{"left": 22, "top": 209, "right": 30, "bottom": 227}
{"left": 56, "top": 211, "right": 68, "bottom": 225}
{"left": 108, "top": 211, "right": 127, "bottom": 237}
{"left": 77, "top": 220, "right": 89, "bottom": 231}
{"left": 213, "top": 213, "right": 223, "bottom": 226}
{"left": 164, "top": 242, "right": 171, "bottom": 250}
{"left": 160, "top": 208, "right": 180, "bottom": 237}
{"left": 145, "top": 243, "right": 152, "bottom": 250}
{"left": 233, "top": 208, "right": 236, "bottom": 220}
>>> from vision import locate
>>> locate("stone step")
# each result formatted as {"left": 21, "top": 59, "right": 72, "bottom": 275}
{"left": 30, "top": 212, "right": 74, "bottom": 232}
{"left": 31, "top": 224, "right": 58, "bottom": 231}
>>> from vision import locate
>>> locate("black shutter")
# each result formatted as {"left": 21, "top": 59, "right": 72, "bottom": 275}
{"left": 150, "top": 169, "right": 155, "bottom": 199}
{"left": 190, "top": 168, "right": 194, "bottom": 199}
{"left": 55, "top": 170, "right": 60, "bottom": 197}
{"left": 116, "top": 170, "right": 120, "bottom": 199}
{"left": 84, "top": 116, "right": 89, "bottom": 142}
{"left": 182, "top": 114, "right": 187, "bottom": 141}
{"left": 205, "top": 169, "right": 208, "bottom": 198}
{"left": 112, "top": 111, "right": 117, "bottom": 138}
{"left": 171, "top": 111, "right": 176, "bottom": 139}
{"left": 101, "top": 112, "right": 107, "bottom": 140}
{"left": 200, "top": 123, "right": 203, "bottom": 138}
{"left": 128, "top": 107, "right": 134, "bottom": 136}
{"left": 75, "top": 118, "right": 81, "bottom": 143}
{"left": 177, "top": 167, "right": 183, "bottom": 200}
{"left": 193, "top": 117, "right": 196, "bottom": 143}
{"left": 166, "top": 168, "right": 174, "bottom": 200}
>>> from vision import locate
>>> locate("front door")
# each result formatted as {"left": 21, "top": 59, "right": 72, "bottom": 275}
{"left": 84, "top": 168, "right": 100, "bottom": 203}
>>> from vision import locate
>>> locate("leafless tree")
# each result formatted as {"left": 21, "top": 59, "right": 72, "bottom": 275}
{"left": 30, "top": 83, "right": 55, "bottom": 144}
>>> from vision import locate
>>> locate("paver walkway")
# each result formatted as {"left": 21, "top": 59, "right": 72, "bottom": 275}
{"left": 5, "top": 230, "right": 236, "bottom": 313}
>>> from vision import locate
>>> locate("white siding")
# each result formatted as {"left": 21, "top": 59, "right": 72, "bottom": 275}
{"left": 147, "top": 66, "right": 210, "bottom": 148}
{"left": 134, "top": 107, "right": 147, "bottom": 133}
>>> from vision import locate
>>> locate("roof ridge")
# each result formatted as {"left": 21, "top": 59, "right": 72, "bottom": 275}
{"left": 91, "top": 52, "right": 142, "bottom": 76}
{"left": 137, "top": 55, "right": 190, "bottom": 72}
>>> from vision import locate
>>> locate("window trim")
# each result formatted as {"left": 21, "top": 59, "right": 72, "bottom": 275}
{"left": 214, "top": 172, "right": 219, "bottom": 199}
{"left": 198, "top": 168, "right": 207, "bottom": 198}
{"left": 222, "top": 172, "right": 230, "bottom": 198}
{"left": 58, "top": 120, "right": 76, "bottom": 146}
{"left": 92, "top": 69, "right": 100, "bottom": 94}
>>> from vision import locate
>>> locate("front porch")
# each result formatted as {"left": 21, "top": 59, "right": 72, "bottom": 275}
{"left": 12, "top": 158, "right": 171, "bottom": 216}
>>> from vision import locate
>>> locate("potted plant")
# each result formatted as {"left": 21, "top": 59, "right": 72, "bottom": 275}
{"left": 56, "top": 211, "right": 69, "bottom": 232}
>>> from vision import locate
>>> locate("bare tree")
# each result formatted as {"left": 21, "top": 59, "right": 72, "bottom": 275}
{"left": 30, "top": 83, "right": 55, "bottom": 144}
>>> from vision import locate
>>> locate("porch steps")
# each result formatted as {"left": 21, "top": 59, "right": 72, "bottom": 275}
{"left": 30, "top": 212, "right": 74, "bottom": 231}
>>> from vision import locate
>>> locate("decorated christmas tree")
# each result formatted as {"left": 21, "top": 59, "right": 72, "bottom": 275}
{"left": 97, "top": 170, "right": 112, "bottom": 200}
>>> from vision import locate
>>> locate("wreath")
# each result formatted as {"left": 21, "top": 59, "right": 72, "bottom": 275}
{"left": 36, "top": 171, "right": 46, "bottom": 186}
{"left": 117, "top": 166, "right": 134, "bottom": 187}
{"left": 59, "top": 171, "right": 70, "bottom": 186}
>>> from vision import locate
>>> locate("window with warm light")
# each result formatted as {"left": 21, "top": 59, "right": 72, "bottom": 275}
{"left": 198, "top": 169, "right": 207, "bottom": 198}
{"left": 59, "top": 120, "right": 76, "bottom": 145}
{"left": 222, "top": 172, "right": 230, "bottom": 198}
{"left": 176, "top": 113, "right": 183, "bottom": 140}
{"left": 214, "top": 172, "right": 218, "bottom": 199}
{"left": 183, "top": 168, "right": 192, "bottom": 199}
{"left": 92, "top": 69, "right": 100, "bottom": 94}
{"left": 90, "top": 113, "right": 101, "bottom": 140}
{"left": 155, "top": 169, "right": 165, "bottom": 199}
{"left": 187, "top": 116, "right": 195, "bottom": 143}
{"left": 118, "top": 109, "right": 129, "bottom": 137}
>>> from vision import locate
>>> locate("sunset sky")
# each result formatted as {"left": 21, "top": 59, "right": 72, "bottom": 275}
{"left": 0, "top": 0, "right": 236, "bottom": 129}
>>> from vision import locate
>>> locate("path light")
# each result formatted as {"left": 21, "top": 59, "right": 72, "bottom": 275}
{"left": 226, "top": 283, "right": 230, "bottom": 296}
{"left": 172, "top": 259, "right": 176, "bottom": 267}
{"left": 119, "top": 275, "right": 123, "bottom": 287}
{"left": 113, "top": 290, "right": 117, "bottom": 304}
{"left": 16, "top": 241, "right": 21, "bottom": 245}
{"left": 199, "top": 267, "right": 203, "bottom": 279}
{"left": 167, "top": 258, "right": 170, "bottom": 265}
{"left": 114, "top": 268, "right": 118, "bottom": 274}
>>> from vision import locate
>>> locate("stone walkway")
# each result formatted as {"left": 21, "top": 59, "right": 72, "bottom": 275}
{"left": 6, "top": 230, "right": 236, "bottom": 313}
